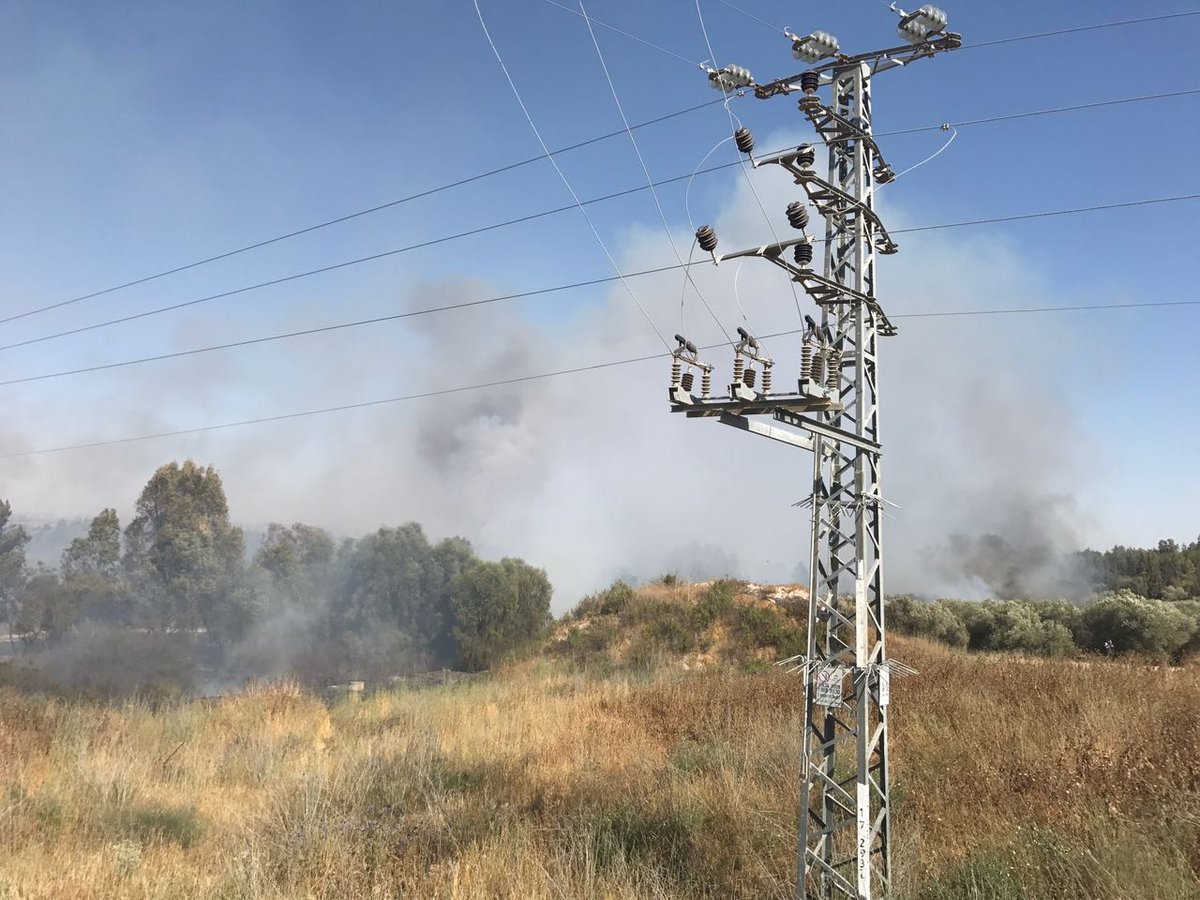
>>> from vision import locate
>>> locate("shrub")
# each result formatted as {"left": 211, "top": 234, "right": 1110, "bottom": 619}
{"left": 691, "top": 581, "right": 736, "bottom": 629}
{"left": 571, "top": 581, "right": 635, "bottom": 619}
{"left": 888, "top": 597, "right": 1080, "bottom": 657}
{"left": 727, "top": 605, "right": 806, "bottom": 658}
{"left": 452, "top": 558, "right": 553, "bottom": 671}
{"left": 887, "top": 596, "right": 969, "bottom": 649}
{"left": 629, "top": 601, "right": 697, "bottom": 655}
{"left": 1080, "top": 591, "right": 1199, "bottom": 661}
{"left": 986, "top": 602, "right": 1076, "bottom": 657}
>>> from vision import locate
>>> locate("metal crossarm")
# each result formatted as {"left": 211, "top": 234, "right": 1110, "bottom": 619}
{"left": 666, "top": 8, "right": 960, "bottom": 897}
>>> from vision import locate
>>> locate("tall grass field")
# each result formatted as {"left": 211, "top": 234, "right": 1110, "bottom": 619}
{"left": 0, "top": 586, "right": 1197, "bottom": 898}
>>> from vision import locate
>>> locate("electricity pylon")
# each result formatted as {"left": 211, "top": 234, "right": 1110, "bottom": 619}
{"left": 671, "top": 8, "right": 961, "bottom": 898}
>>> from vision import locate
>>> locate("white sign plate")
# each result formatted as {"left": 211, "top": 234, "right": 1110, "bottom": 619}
{"left": 879, "top": 665, "right": 891, "bottom": 707}
{"left": 814, "top": 665, "right": 845, "bottom": 708}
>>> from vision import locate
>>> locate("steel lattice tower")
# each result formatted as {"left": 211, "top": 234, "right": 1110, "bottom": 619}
{"left": 670, "top": 11, "right": 961, "bottom": 898}
{"left": 797, "top": 60, "right": 892, "bottom": 900}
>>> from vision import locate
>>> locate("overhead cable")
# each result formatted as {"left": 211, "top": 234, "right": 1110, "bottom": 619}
{"left": 4, "top": 85, "right": 1195, "bottom": 339}
{"left": 581, "top": 0, "right": 734, "bottom": 343}
{"left": 4, "top": 160, "right": 1197, "bottom": 357}
{"left": 0, "top": 97, "right": 727, "bottom": 329}
{"left": 473, "top": 0, "right": 672, "bottom": 351}
{"left": 3, "top": 191, "right": 1200, "bottom": 387}
{"left": 6, "top": 293, "right": 1200, "bottom": 460}
{"left": 696, "top": 0, "right": 807, "bottom": 321}
{"left": 540, "top": 0, "right": 704, "bottom": 67}
{"left": 4, "top": 11, "right": 1195, "bottom": 329}
{"left": 715, "top": 0, "right": 784, "bottom": 33}
{"left": 963, "top": 10, "right": 1200, "bottom": 50}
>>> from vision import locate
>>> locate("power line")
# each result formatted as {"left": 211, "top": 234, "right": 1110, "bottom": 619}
{"left": 881, "top": 87, "right": 1200, "bottom": 136}
{"left": 5, "top": 291, "right": 1198, "bottom": 460}
{"left": 5, "top": 163, "right": 1196, "bottom": 359}
{"left": 715, "top": 0, "right": 783, "bottom": 34}
{"left": 888, "top": 125, "right": 957, "bottom": 181}
{"left": 0, "top": 97, "right": 727, "bottom": 329}
{"left": 0, "top": 170, "right": 724, "bottom": 354}
{"left": 0, "top": 262, "right": 689, "bottom": 387}
{"left": 540, "top": 0, "right": 704, "bottom": 67}
{"left": 696, "top": 0, "right": 809, "bottom": 323}
{"left": 4, "top": 10, "right": 1193, "bottom": 332}
{"left": 894, "top": 297, "right": 1200, "bottom": 320}
{"left": 963, "top": 10, "right": 1200, "bottom": 50}
{"left": 4, "top": 89, "right": 1198, "bottom": 355}
{"left": 894, "top": 192, "right": 1200, "bottom": 235}
{"left": 0, "top": 354, "right": 668, "bottom": 460}
{"left": 474, "top": 0, "right": 673, "bottom": 351}
{"left": 4, "top": 190, "right": 1200, "bottom": 388}
{"left": 582, "top": 0, "right": 734, "bottom": 343}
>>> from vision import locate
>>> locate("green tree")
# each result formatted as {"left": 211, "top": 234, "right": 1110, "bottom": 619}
{"left": 886, "top": 595, "right": 970, "bottom": 648}
{"left": 13, "top": 566, "right": 74, "bottom": 644}
{"left": 984, "top": 601, "right": 1075, "bottom": 657}
{"left": 324, "top": 525, "right": 475, "bottom": 677}
{"left": 123, "top": 461, "right": 251, "bottom": 640}
{"left": 62, "top": 508, "right": 121, "bottom": 577}
{"left": 1080, "top": 591, "right": 1197, "bottom": 661}
{"left": 61, "top": 508, "right": 127, "bottom": 624}
{"left": 451, "top": 557, "right": 552, "bottom": 671}
{"left": 255, "top": 522, "right": 336, "bottom": 611}
{"left": 0, "top": 500, "right": 30, "bottom": 649}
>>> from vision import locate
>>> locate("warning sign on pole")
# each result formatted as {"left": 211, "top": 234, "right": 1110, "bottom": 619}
{"left": 814, "top": 665, "right": 846, "bottom": 708}
{"left": 879, "top": 665, "right": 891, "bottom": 707}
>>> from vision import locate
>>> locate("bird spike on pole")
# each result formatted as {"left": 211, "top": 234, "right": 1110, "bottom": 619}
{"left": 667, "top": 8, "right": 961, "bottom": 899}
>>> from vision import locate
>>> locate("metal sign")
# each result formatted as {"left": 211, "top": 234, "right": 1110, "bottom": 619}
{"left": 814, "top": 665, "right": 846, "bottom": 707}
{"left": 879, "top": 666, "right": 891, "bottom": 707}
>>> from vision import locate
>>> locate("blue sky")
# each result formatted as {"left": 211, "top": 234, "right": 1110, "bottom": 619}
{"left": 1, "top": 1, "right": 1197, "bottom": 605}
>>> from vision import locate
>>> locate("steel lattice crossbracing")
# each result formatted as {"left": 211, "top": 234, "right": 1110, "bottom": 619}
{"left": 797, "top": 62, "right": 891, "bottom": 900}
{"left": 667, "top": 22, "right": 960, "bottom": 900}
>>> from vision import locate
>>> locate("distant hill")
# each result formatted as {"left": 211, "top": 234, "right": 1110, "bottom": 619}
{"left": 14, "top": 516, "right": 269, "bottom": 569}
{"left": 15, "top": 517, "right": 89, "bottom": 567}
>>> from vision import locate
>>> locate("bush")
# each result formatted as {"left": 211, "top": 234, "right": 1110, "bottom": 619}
{"left": 571, "top": 581, "right": 635, "bottom": 619}
{"left": 888, "top": 596, "right": 969, "bottom": 649}
{"left": 727, "top": 604, "right": 806, "bottom": 658}
{"left": 562, "top": 621, "right": 619, "bottom": 659}
{"left": 628, "top": 601, "right": 697, "bottom": 655}
{"left": 25, "top": 627, "right": 195, "bottom": 698}
{"left": 452, "top": 558, "right": 553, "bottom": 671}
{"left": 1080, "top": 591, "right": 1198, "bottom": 661}
{"left": 691, "top": 581, "right": 736, "bottom": 629}
{"left": 985, "top": 602, "right": 1076, "bottom": 658}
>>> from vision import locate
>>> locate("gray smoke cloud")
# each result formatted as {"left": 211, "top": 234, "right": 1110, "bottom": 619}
{"left": 0, "top": 128, "right": 1106, "bottom": 612}
{"left": 927, "top": 493, "right": 1089, "bottom": 599}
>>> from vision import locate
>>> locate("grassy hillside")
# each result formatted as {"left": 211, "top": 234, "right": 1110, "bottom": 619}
{"left": 0, "top": 583, "right": 1197, "bottom": 899}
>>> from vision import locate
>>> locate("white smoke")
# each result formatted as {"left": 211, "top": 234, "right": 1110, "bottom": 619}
{"left": 0, "top": 129, "right": 1107, "bottom": 610}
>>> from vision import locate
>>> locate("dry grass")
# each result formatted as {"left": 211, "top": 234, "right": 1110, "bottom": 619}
{"left": 0, "top": 633, "right": 1197, "bottom": 898}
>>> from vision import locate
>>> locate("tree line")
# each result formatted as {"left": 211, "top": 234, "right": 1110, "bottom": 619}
{"left": 1077, "top": 539, "right": 1200, "bottom": 600}
{"left": 888, "top": 591, "right": 1200, "bottom": 662}
{"left": 888, "top": 538, "right": 1200, "bottom": 662}
{"left": 0, "top": 460, "right": 551, "bottom": 693}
